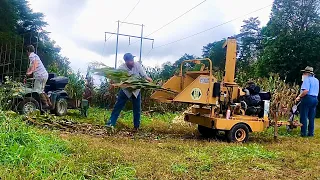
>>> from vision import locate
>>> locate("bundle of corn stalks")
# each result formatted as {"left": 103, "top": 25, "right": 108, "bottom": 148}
{"left": 255, "top": 73, "right": 300, "bottom": 117}
{"left": 91, "top": 64, "right": 175, "bottom": 93}
{"left": 92, "top": 67, "right": 131, "bottom": 83}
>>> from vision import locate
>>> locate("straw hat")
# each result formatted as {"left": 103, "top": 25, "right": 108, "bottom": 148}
{"left": 301, "top": 66, "right": 314, "bottom": 74}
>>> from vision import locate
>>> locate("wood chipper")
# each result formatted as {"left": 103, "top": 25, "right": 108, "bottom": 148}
{"left": 151, "top": 37, "right": 299, "bottom": 142}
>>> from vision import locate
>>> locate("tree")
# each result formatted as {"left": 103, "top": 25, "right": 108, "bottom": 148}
{"left": 202, "top": 42, "right": 215, "bottom": 58}
{"left": 207, "top": 40, "right": 226, "bottom": 70}
{"left": 257, "top": 0, "right": 320, "bottom": 83}
{"left": 0, "top": 0, "right": 17, "bottom": 32}
{"left": 173, "top": 53, "right": 197, "bottom": 67}
{"left": 0, "top": 0, "right": 71, "bottom": 76}
{"left": 238, "top": 17, "right": 262, "bottom": 66}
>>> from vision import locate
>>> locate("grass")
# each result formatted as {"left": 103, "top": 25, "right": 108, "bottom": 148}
{"left": 1, "top": 107, "right": 320, "bottom": 179}
{"left": 0, "top": 111, "right": 70, "bottom": 179}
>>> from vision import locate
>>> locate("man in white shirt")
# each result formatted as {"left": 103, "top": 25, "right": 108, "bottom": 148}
{"left": 106, "top": 53, "right": 152, "bottom": 131}
{"left": 26, "top": 45, "right": 52, "bottom": 108}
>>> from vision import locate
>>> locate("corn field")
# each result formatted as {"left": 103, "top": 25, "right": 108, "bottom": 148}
{"left": 249, "top": 73, "right": 300, "bottom": 117}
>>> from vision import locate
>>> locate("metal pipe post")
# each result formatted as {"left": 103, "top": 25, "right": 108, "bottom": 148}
{"left": 139, "top": 24, "right": 144, "bottom": 63}
{"left": 115, "top": 20, "right": 120, "bottom": 69}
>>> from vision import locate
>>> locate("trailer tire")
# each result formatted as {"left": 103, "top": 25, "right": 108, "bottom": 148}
{"left": 198, "top": 125, "right": 217, "bottom": 138}
{"left": 227, "top": 123, "right": 249, "bottom": 143}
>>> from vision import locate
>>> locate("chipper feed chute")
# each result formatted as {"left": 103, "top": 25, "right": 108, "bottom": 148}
{"left": 151, "top": 59, "right": 219, "bottom": 104}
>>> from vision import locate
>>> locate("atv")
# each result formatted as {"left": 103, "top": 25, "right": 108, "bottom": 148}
{"left": 14, "top": 73, "right": 88, "bottom": 116}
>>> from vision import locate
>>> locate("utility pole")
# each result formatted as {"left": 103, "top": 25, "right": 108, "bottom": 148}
{"left": 115, "top": 21, "right": 120, "bottom": 69}
{"left": 105, "top": 21, "right": 154, "bottom": 68}
{"left": 139, "top": 24, "right": 144, "bottom": 63}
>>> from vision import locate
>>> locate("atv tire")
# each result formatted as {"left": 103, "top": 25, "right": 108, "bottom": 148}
{"left": 55, "top": 98, "right": 68, "bottom": 116}
{"left": 17, "top": 97, "right": 40, "bottom": 115}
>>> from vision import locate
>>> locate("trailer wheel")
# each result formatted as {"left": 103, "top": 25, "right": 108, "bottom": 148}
{"left": 17, "top": 97, "right": 40, "bottom": 115}
{"left": 55, "top": 98, "right": 68, "bottom": 116}
{"left": 227, "top": 124, "right": 249, "bottom": 143}
{"left": 198, "top": 125, "right": 217, "bottom": 138}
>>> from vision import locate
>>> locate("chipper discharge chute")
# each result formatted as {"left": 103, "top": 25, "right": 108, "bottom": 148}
{"left": 151, "top": 37, "right": 294, "bottom": 142}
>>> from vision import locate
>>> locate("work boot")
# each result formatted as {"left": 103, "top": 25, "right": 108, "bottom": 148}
{"left": 44, "top": 93, "right": 52, "bottom": 107}
{"left": 40, "top": 93, "right": 50, "bottom": 109}
{"left": 132, "top": 127, "right": 139, "bottom": 133}
{"left": 105, "top": 124, "right": 115, "bottom": 134}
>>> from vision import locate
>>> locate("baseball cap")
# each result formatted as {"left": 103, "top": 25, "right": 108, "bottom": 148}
{"left": 123, "top": 53, "right": 135, "bottom": 61}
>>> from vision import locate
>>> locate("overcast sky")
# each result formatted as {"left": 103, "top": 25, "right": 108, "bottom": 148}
{"left": 29, "top": 0, "right": 273, "bottom": 74}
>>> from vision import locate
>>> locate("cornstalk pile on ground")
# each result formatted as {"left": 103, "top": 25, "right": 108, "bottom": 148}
{"left": 22, "top": 110, "right": 194, "bottom": 140}
{"left": 24, "top": 112, "right": 111, "bottom": 136}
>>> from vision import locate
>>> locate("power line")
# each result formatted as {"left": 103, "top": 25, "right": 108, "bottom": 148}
{"left": 145, "top": 48, "right": 153, "bottom": 57}
{"left": 143, "top": 4, "right": 272, "bottom": 59}
{"left": 100, "top": 0, "right": 141, "bottom": 61}
{"left": 126, "top": 0, "right": 207, "bottom": 50}
{"left": 147, "top": 0, "right": 207, "bottom": 37}
{"left": 153, "top": 4, "right": 272, "bottom": 50}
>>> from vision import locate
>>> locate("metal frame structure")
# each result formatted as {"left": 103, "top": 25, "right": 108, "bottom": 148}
{"left": 104, "top": 20, "right": 155, "bottom": 68}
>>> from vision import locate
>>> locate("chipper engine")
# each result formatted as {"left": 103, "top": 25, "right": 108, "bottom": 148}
{"left": 151, "top": 38, "right": 286, "bottom": 142}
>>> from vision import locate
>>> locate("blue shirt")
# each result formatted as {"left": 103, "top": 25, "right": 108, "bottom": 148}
{"left": 301, "top": 76, "right": 319, "bottom": 97}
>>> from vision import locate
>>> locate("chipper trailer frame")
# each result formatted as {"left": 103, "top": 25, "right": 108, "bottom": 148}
{"left": 151, "top": 38, "right": 300, "bottom": 142}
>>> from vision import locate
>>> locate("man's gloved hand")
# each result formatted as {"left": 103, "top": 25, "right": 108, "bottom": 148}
{"left": 146, "top": 77, "right": 153, "bottom": 82}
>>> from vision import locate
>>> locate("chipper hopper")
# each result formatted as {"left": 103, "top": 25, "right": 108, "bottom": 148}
{"left": 151, "top": 38, "right": 299, "bottom": 142}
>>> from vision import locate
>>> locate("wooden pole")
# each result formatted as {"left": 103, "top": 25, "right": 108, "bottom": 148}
{"left": 274, "top": 111, "right": 278, "bottom": 141}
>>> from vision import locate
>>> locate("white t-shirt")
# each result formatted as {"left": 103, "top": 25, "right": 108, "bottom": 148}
{"left": 29, "top": 52, "right": 48, "bottom": 79}
{"left": 118, "top": 62, "right": 148, "bottom": 98}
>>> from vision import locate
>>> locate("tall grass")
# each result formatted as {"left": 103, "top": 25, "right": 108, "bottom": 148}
{"left": 0, "top": 111, "right": 70, "bottom": 179}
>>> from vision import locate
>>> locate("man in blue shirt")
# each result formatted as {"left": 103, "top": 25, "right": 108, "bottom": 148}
{"left": 295, "top": 66, "right": 319, "bottom": 137}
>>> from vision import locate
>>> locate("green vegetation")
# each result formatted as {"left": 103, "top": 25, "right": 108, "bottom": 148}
{"left": 0, "top": 111, "right": 70, "bottom": 179}
{"left": 0, "top": 108, "right": 320, "bottom": 179}
{"left": 0, "top": 0, "right": 320, "bottom": 179}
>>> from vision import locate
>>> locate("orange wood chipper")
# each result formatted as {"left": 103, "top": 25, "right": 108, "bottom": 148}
{"left": 151, "top": 37, "right": 300, "bottom": 142}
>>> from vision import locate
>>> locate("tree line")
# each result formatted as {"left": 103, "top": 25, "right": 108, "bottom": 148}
{"left": 0, "top": 0, "right": 70, "bottom": 76}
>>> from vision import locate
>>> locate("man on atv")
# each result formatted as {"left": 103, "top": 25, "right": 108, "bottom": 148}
{"left": 26, "top": 45, "right": 52, "bottom": 109}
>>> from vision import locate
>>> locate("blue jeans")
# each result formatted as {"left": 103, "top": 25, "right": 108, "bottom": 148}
{"left": 106, "top": 90, "right": 141, "bottom": 128}
{"left": 300, "top": 95, "right": 318, "bottom": 137}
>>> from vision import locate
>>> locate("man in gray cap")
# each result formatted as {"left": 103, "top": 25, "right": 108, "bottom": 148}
{"left": 295, "top": 66, "right": 319, "bottom": 137}
{"left": 106, "top": 53, "right": 152, "bottom": 131}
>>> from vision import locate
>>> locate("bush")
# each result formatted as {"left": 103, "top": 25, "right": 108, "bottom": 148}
{"left": 65, "top": 71, "right": 85, "bottom": 101}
